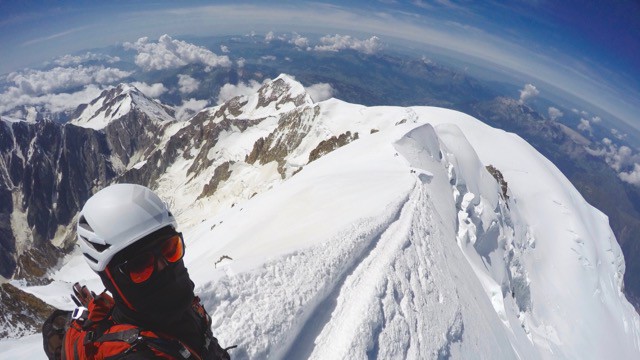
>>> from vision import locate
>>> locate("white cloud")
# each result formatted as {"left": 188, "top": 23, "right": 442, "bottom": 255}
{"left": 263, "top": 31, "right": 308, "bottom": 48}
{"left": 0, "top": 66, "right": 130, "bottom": 114}
{"left": 577, "top": 118, "right": 592, "bottom": 133}
{"left": 421, "top": 56, "right": 435, "bottom": 65}
{"left": 53, "top": 52, "right": 121, "bottom": 66}
{"left": 591, "top": 115, "right": 602, "bottom": 123}
{"left": 175, "top": 98, "right": 208, "bottom": 120}
{"left": 132, "top": 82, "right": 167, "bottom": 98}
{"left": 177, "top": 74, "right": 200, "bottom": 94}
{"left": 518, "top": 83, "right": 539, "bottom": 104}
{"left": 217, "top": 80, "right": 266, "bottom": 104}
{"left": 314, "top": 34, "right": 382, "bottom": 54}
{"left": 43, "top": 85, "right": 106, "bottom": 113}
{"left": 220, "top": 45, "right": 230, "bottom": 53}
{"left": 260, "top": 55, "right": 276, "bottom": 61}
{"left": 123, "top": 34, "right": 231, "bottom": 71}
{"left": 290, "top": 33, "right": 309, "bottom": 48}
{"left": 610, "top": 128, "right": 628, "bottom": 140}
{"left": 548, "top": 106, "right": 563, "bottom": 121}
{"left": 619, "top": 164, "right": 640, "bottom": 186}
{"left": 4, "top": 66, "right": 130, "bottom": 96}
{"left": 305, "top": 83, "right": 334, "bottom": 102}
{"left": 588, "top": 138, "right": 640, "bottom": 186}
{"left": 607, "top": 145, "right": 639, "bottom": 172}
{"left": 1, "top": 84, "right": 104, "bottom": 115}
{"left": 236, "top": 58, "right": 246, "bottom": 68}
{"left": 265, "top": 31, "right": 275, "bottom": 42}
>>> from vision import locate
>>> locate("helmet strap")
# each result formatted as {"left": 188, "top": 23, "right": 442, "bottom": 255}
{"left": 103, "top": 267, "right": 136, "bottom": 311}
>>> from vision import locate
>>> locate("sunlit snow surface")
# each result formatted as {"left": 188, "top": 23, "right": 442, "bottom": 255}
{"left": 3, "top": 101, "right": 639, "bottom": 359}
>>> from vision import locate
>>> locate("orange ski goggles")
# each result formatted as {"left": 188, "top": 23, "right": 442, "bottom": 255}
{"left": 117, "top": 233, "right": 185, "bottom": 283}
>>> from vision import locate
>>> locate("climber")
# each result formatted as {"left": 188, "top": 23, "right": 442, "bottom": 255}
{"left": 42, "top": 183, "right": 232, "bottom": 359}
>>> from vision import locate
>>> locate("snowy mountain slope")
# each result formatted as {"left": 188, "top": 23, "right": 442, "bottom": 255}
{"left": 1, "top": 76, "right": 639, "bottom": 359}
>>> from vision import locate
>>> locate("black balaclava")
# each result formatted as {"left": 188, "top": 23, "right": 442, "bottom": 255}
{"left": 99, "top": 226, "right": 195, "bottom": 329}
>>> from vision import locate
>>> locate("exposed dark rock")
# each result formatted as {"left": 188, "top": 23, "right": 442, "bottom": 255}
{"left": 246, "top": 105, "right": 321, "bottom": 178}
{"left": 103, "top": 108, "right": 169, "bottom": 168}
{"left": 0, "top": 119, "right": 119, "bottom": 280}
{"left": 245, "top": 137, "right": 266, "bottom": 165}
{"left": 222, "top": 96, "right": 249, "bottom": 117}
{"left": 0, "top": 283, "right": 56, "bottom": 339}
{"left": 14, "top": 245, "right": 61, "bottom": 284}
{"left": 486, "top": 165, "right": 509, "bottom": 203}
{"left": 256, "top": 77, "right": 310, "bottom": 110}
{"left": 198, "top": 161, "right": 234, "bottom": 200}
{"left": 309, "top": 131, "right": 359, "bottom": 163}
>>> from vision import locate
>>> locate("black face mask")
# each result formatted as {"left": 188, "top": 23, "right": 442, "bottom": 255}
{"left": 100, "top": 228, "right": 196, "bottom": 327}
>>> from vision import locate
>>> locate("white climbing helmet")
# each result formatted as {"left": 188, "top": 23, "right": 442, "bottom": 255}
{"left": 76, "top": 183, "right": 177, "bottom": 272}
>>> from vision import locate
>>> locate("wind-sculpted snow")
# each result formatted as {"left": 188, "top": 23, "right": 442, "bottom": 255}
{"left": 187, "top": 123, "right": 529, "bottom": 359}
{"left": 2, "top": 76, "right": 639, "bottom": 358}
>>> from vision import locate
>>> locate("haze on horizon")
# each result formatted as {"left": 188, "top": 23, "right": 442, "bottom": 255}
{"left": 0, "top": 0, "right": 638, "bottom": 135}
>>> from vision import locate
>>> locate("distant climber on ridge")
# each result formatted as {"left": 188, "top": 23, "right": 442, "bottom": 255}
{"left": 42, "top": 183, "right": 232, "bottom": 359}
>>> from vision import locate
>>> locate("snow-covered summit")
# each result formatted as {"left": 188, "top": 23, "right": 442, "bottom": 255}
{"left": 200, "top": 74, "right": 314, "bottom": 122}
{"left": 70, "top": 83, "right": 174, "bottom": 130}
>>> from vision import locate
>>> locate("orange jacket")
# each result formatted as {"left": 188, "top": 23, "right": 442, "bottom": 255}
{"left": 61, "top": 292, "right": 220, "bottom": 360}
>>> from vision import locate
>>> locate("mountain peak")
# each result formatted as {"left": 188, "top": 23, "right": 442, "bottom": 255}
{"left": 70, "top": 83, "right": 173, "bottom": 130}
{"left": 114, "top": 83, "right": 140, "bottom": 96}
{"left": 259, "top": 74, "right": 313, "bottom": 108}
{"left": 209, "top": 74, "right": 314, "bottom": 121}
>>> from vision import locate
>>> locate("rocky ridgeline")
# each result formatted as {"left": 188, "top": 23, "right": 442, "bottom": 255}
{"left": 0, "top": 76, "right": 354, "bottom": 285}
{"left": 0, "top": 84, "right": 177, "bottom": 283}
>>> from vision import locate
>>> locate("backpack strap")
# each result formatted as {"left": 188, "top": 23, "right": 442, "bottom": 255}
{"left": 92, "top": 328, "right": 141, "bottom": 344}
{"left": 143, "top": 337, "right": 196, "bottom": 359}
{"left": 90, "top": 326, "right": 198, "bottom": 360}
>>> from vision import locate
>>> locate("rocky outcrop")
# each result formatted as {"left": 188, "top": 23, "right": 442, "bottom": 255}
{"left": 246, "top": 105, "right": 321, "bottom": 177}
{"left": 486, "top": 165, "right": 509, "bottom": 203}
{"left": 308, "top": 131, "right": 359, "bottom": 163}
{"left": 198, "top": 161, "right": 234, "bottom": 200}
{"left": 0, "top": 119, "right": 117, "bottom": 280}
{"left": 0, "top": 283, "right": 56, "bottom": 339}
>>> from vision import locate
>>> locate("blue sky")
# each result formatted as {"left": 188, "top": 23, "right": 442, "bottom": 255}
{"left": 0, "top": 0, "right": 638, "bottom": 131}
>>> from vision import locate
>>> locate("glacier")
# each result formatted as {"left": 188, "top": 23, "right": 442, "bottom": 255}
{"left": 1, "top": 75, "right": 638, "bottom": 359}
